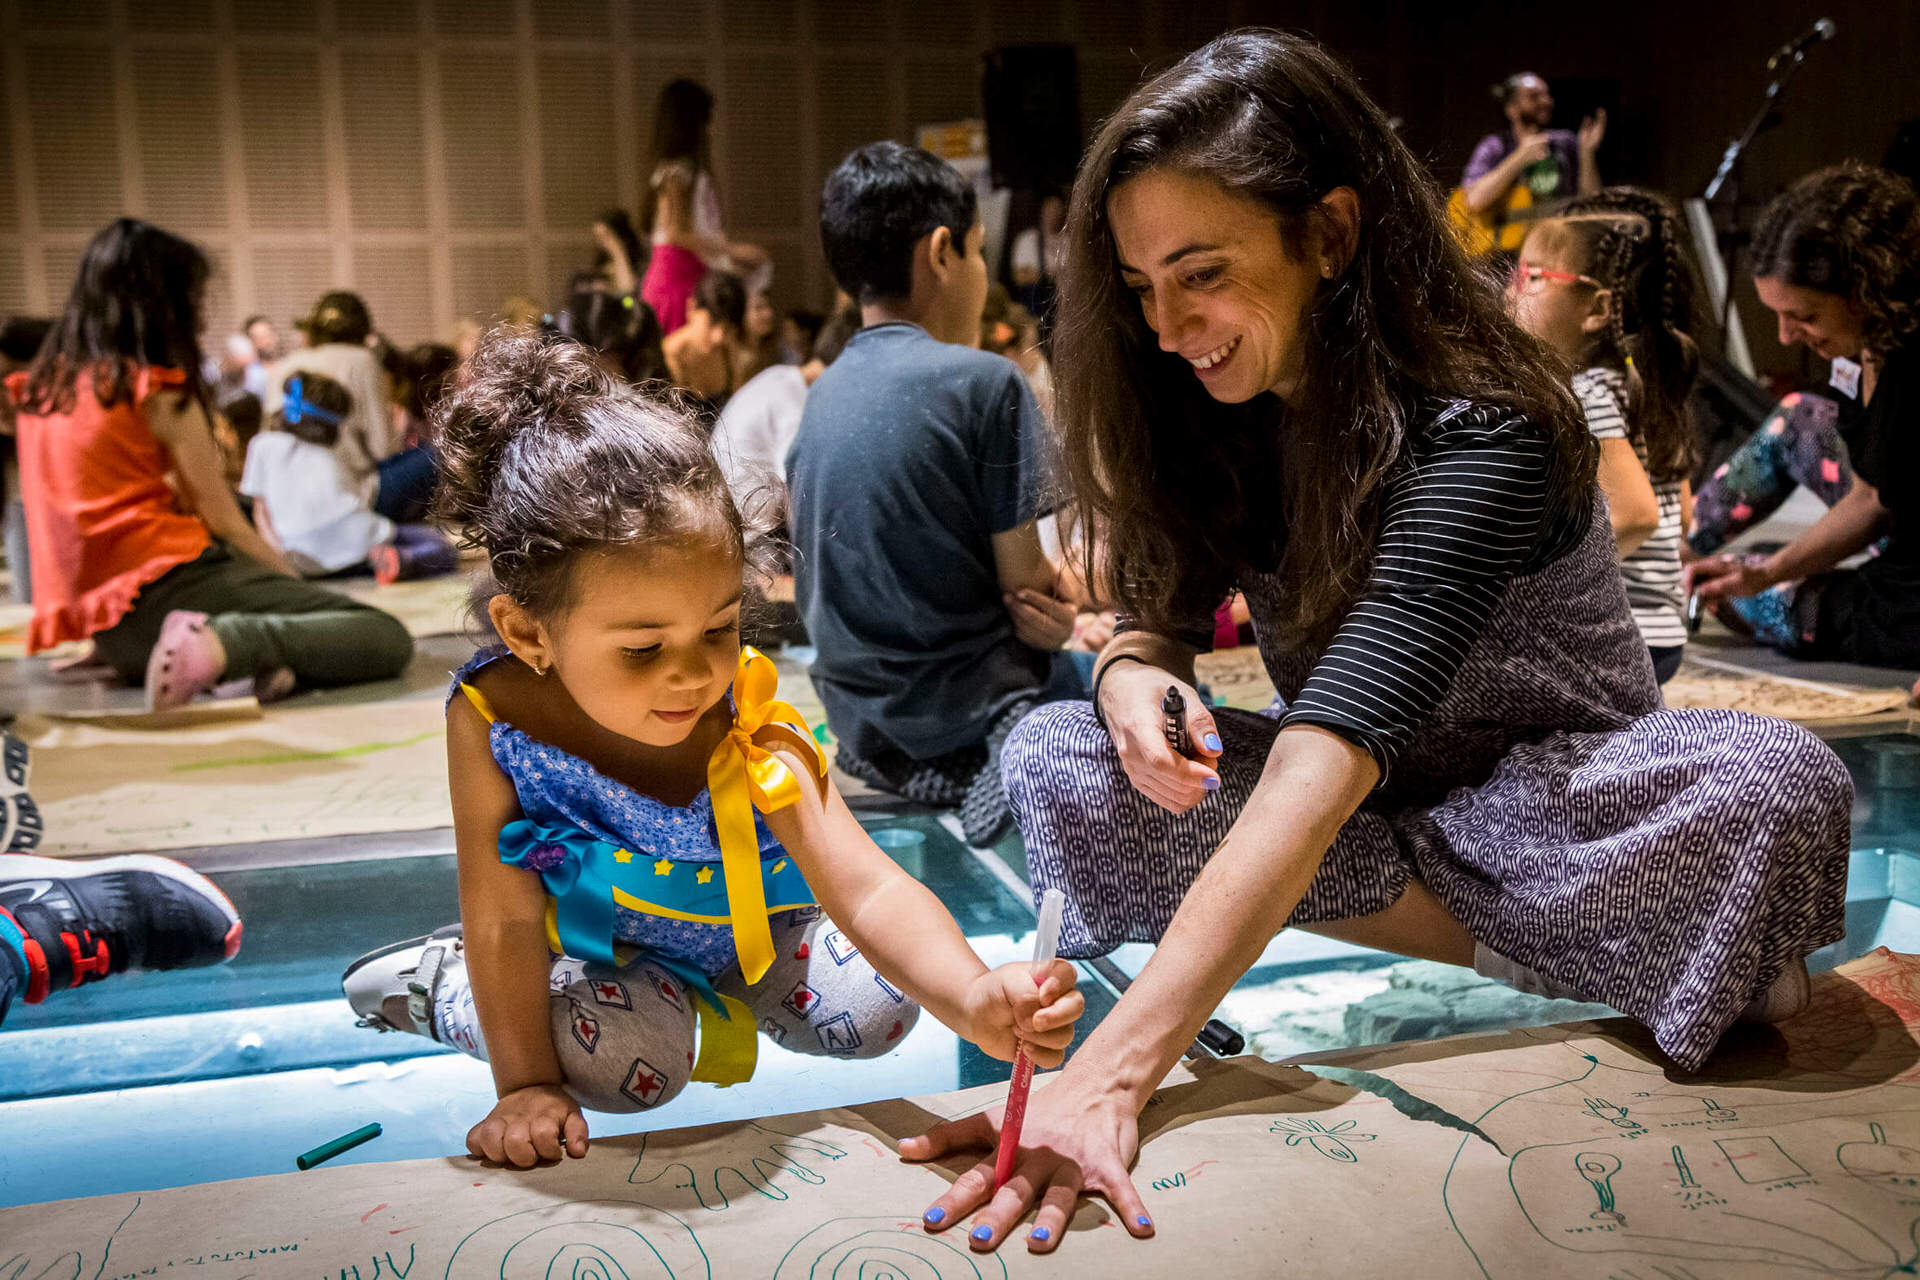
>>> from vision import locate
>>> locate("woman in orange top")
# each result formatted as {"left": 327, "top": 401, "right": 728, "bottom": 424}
{"left": 8, "top": 220, "right": 413, "bottom": 709}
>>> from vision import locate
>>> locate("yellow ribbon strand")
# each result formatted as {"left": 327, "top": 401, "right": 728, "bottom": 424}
{"left": 688, "top": 992, "right": 758, "bottom": 1086}
{"left": 705, "top": 646, "right": 829, "bottom": 986}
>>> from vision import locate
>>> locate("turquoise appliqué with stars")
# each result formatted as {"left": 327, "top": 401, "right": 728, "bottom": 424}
{"left": 449, "top": 646, "right": 807, "bottom": 978}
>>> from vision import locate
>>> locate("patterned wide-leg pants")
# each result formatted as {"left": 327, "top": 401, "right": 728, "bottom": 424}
{"left": 1003, "top": 702, "right": 1852, "bottom": 1072}
{"left": 438, "top": 908, "right": 920, "bottom": 1112}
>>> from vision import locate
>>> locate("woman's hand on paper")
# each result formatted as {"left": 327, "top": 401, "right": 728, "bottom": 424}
{"left": 898, "top": 1064, "right": 1153, "bottom": 1255}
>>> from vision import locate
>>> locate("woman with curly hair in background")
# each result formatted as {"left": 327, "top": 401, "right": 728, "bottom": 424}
{"left": 1687, "top": 164, "right": 1920, "bottom": 673}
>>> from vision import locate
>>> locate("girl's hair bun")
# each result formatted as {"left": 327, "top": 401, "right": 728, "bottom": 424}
{"left": 430, "top": 324, "right": 752, "bottom": 619}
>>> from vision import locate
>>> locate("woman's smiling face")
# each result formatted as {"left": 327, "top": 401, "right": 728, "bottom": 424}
{"left": 1108, "top": 168, "right": 1331, "bottom": 404}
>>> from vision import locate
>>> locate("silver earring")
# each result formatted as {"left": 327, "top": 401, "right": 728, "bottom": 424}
{"left": 532, "top": 661, "right": 547, "bottom": 677}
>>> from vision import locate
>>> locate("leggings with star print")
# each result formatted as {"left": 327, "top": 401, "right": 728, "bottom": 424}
{"left": 1690, "top": 392, "right": 1853, "bottom": 557}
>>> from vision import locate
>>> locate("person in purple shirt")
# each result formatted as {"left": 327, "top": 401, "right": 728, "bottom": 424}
{"left": 1461, "top": 72, "right": 1605, "bottom": 223}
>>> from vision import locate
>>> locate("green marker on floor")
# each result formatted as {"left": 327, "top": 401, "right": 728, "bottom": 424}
{"left": 296, "top": 1122, "right": 382, "bottom": 1170}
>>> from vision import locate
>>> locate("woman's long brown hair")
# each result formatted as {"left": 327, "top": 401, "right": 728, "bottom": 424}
{"left": 1052, "top": 30, "right": 1592, "bottom": 644}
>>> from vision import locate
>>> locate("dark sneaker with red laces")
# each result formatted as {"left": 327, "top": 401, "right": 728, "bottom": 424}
{"left": 0, "top": 854, "right": 242, "bottom": 1006}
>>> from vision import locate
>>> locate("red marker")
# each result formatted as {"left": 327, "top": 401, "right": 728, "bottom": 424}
{"left": 993, "top": 888, "right": 1068, "bottom": 1192}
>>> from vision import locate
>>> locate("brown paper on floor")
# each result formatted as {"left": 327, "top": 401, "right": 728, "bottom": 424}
{"left": 1193, "top": 644, "right": 1279, "bottom": 712}
{"left": 17, "top": 695, "right": 449, "bottom": 856}
{"left": 1662, "top": 656, "right": 1911, "bottom": 721}
{"left": 10, "top": 953, "right": 1919, "bottom": 1277}
{"left": 336, "top": 571, "right": 479, "bottom": 639}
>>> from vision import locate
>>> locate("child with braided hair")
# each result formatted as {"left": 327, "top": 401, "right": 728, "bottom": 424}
{"left": 1509, "top": 188, "right": 1702, "bottom": 682}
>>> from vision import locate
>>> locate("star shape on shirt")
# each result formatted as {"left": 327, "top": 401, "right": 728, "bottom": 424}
{"left": 654, "top": 858, "right": 674, "bottom": 876}
{"left": 696, "top": 866, "right": 714, "bottom": 885}
{"left": 613, "top": 849, "right": 633, "bottom": 863}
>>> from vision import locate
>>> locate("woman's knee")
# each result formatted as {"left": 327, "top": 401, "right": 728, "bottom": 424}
{"left": 1000, "top": 700, "right": 1116, "bottom": 810}
{"left": 548, "top": 959, "right": 697, "bottom": 1113}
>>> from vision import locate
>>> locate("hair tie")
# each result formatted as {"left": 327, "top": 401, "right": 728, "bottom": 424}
{"left": 283, "top": 376, "right": 344, "bottom": 428}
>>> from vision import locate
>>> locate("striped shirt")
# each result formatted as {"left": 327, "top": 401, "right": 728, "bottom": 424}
{"left": 1273, "top": 401, "right": 1584, "bottom": 779}
{"left": 1573, "top": 367, "right": 1688, "bottom": 649}
{"left": 1118, "top": 400, "right": 1588, "bottom": 782}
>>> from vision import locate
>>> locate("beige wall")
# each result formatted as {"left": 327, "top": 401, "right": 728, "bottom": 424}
{"left": 2, "top": 0, "right": 1916, "bottom": 374}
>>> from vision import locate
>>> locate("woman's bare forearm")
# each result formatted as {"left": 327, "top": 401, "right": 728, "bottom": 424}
{"left": 1064, "top": 725, "right": 1376, "bottom": 1107}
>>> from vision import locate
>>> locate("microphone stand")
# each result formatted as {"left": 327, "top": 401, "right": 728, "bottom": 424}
{"left": 1702, "top": 43, "right": 1820, "bottom": 339}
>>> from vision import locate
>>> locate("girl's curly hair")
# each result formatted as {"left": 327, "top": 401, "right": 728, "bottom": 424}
{"left": 433, "top": 326, "right": 771, "bottom": 621}
{"left": 1751, "top": 163, "right": 1920, "bottom": 359}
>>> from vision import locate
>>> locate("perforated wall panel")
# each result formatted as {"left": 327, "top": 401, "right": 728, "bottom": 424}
{"left": 134, "top": 47, "right": 228, "bottom": 232}
{"left": 236, "top": 48, "right": 328, "bottom": 231}
{"left": 538, "top": 51, "right": 620, "bottom": 232}
{"left": 440, "top": 50, "right": 526, "bottom": 231}
{"left": 341, "top": 49, "right": 429, "bottom": 231}
{"left": 723, "top": 57, "right": 801, "bottom": 229}
{"left": 25, "top": 45, "right": 124, "bottom": 233}
{"left": 250, "top": 243, "right": 334, "bottom": 334}
{"left": 353, "top": 245, "right": 436, "bottom": 345}
{"left": 451, "top": 243, "right": 534, "bottom": 324}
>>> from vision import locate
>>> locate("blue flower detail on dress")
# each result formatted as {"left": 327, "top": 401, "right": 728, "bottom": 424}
{"left": 450, "top": 646, "right": 791, "bottom": 976}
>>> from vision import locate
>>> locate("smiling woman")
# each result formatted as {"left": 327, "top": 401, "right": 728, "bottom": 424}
{"left": 900, "top": 29, "right": 1855, "bottom": 1258}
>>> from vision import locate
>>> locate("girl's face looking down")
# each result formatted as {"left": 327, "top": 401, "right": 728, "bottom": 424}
{"left": 500, "top": 541, "right": 744, "bottom": 748}
{"left": 1108, "top": 168, "right": 1345, "bottom": 405}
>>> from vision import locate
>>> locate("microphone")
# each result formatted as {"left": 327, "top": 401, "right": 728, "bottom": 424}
{"left": 1767, "top": 18, "right": 1836, "bottom": 72}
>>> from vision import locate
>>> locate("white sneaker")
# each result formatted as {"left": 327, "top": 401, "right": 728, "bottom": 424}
{"left": 1739, "top": 959, "right": 1811, "bottom": 1023}
{"left": 342, "top": 924, "right": 463, "bottom": 1039}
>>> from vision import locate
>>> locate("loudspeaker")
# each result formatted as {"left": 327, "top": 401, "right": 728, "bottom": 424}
{"left": 982, "top": 44, "right": 1081, "bottom": 194}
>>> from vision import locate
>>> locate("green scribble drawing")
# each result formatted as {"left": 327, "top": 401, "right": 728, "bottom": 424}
{"left": 627, "top": 1122, "right": 848, "bottom": 1211}
{"left": 442, "top": 1200, "right": 708, "bottom": 1280}
{"left": 1838, "top": 1122, "right": 1920, "bottom": 1201}
{"left": 1583, "top": 1098, "right": 1644, "bottom": 1132}
{"left": 1671, "top": 1145, "right": 1699, "bottom": 1190}
{"left": 771, "top": 1217, "right": 1007, "bottom": 1279}
{"left": 1714, "top": 1135, "right": 1808, "bottom": 1185}
{"left": 172, "top": 730, "right": 440, "bottom": 772}
{"left": 1577, "top": 1152, "right": 1626, "bottom": 1225}
{"left": 1270, "top": 1116, "right": 1376, "bottom": 1163}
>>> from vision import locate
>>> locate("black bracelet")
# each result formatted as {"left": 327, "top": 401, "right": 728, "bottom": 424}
{"left": 1090, "top": 653, "right": 1161, "bottom": 730}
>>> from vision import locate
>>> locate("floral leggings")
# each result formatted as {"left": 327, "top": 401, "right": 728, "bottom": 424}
{"left": 1689, "top": 392, "right": 1873, "bottom": 654}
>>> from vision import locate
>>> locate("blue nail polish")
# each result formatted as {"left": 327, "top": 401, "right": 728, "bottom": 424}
{"left": 1136, "top": 1215, "right": 1153, "bottom": 1228}
{"left": 1203, "top": 775, "right": 1220, "bottom": 791}
{"left": 971, "top": 1225, "right": 993, "bottom": 1242}
{"left": 924, "top": 1207, "right": 945, "bottom": 1224}
{"left": 1031, "top": 1227, "right": 1051, "bottom": 1242}
{"left": 1204, "top": 732, "right": 1222, "bottom": 752}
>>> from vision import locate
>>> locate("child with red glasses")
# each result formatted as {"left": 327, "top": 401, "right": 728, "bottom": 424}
{"left": 1508, "top": 190, "right": 1704, "bottom": 683}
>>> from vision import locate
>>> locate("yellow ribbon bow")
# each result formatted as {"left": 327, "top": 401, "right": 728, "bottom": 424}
{"left": 705, "top": 645, "right": 829, "bottom": 988}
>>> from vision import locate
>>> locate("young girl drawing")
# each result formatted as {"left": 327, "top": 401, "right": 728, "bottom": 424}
{"left": 344, "top": 329, "right": 1081, "bottom": 1167}
{"left": 1509, "top": 189, "right": 1701, "bottom": 682}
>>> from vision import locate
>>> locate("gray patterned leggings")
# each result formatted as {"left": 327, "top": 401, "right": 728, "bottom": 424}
{"left": 1003, "top": 701, "right": 1851, "bottom": 1073}
{"left": 434, "top": 909, "right": 919, "bottom": 1112}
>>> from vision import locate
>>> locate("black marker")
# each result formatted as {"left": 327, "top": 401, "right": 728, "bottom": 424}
{"left": 1161, "top": 685, "right": 1191, "bottom": 758}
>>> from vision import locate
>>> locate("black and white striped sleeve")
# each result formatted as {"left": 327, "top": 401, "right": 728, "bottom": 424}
{"left": 1279, "top": 403, "right": 1551, "bottom": 779}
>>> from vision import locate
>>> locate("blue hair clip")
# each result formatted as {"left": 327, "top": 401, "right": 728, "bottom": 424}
{"left": 283, "top": 376, "right": 345, "bottom": 429}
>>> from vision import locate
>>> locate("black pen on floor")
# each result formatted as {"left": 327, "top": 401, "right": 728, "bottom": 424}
{"left": 1162, "top": 685, "right": 1191, "bottom": 758}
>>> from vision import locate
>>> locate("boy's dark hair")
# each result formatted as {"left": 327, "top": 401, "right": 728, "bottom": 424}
{"left": 820, "top": 142, "right": 977, "bottom": 304}
{"left": 435, "top": 326, "right": 754, "bottom": 620}
{"left": 691, "top": 271, "right": 746, "bottom": 333}
{"left": 272, "top": 371, "right": 353, "bottom": 448}
{"left": 302, "top": 291, "right": 373, "bottom": 346}
{"left": 241, "top": 313, "right": 271, "bottom": 332}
